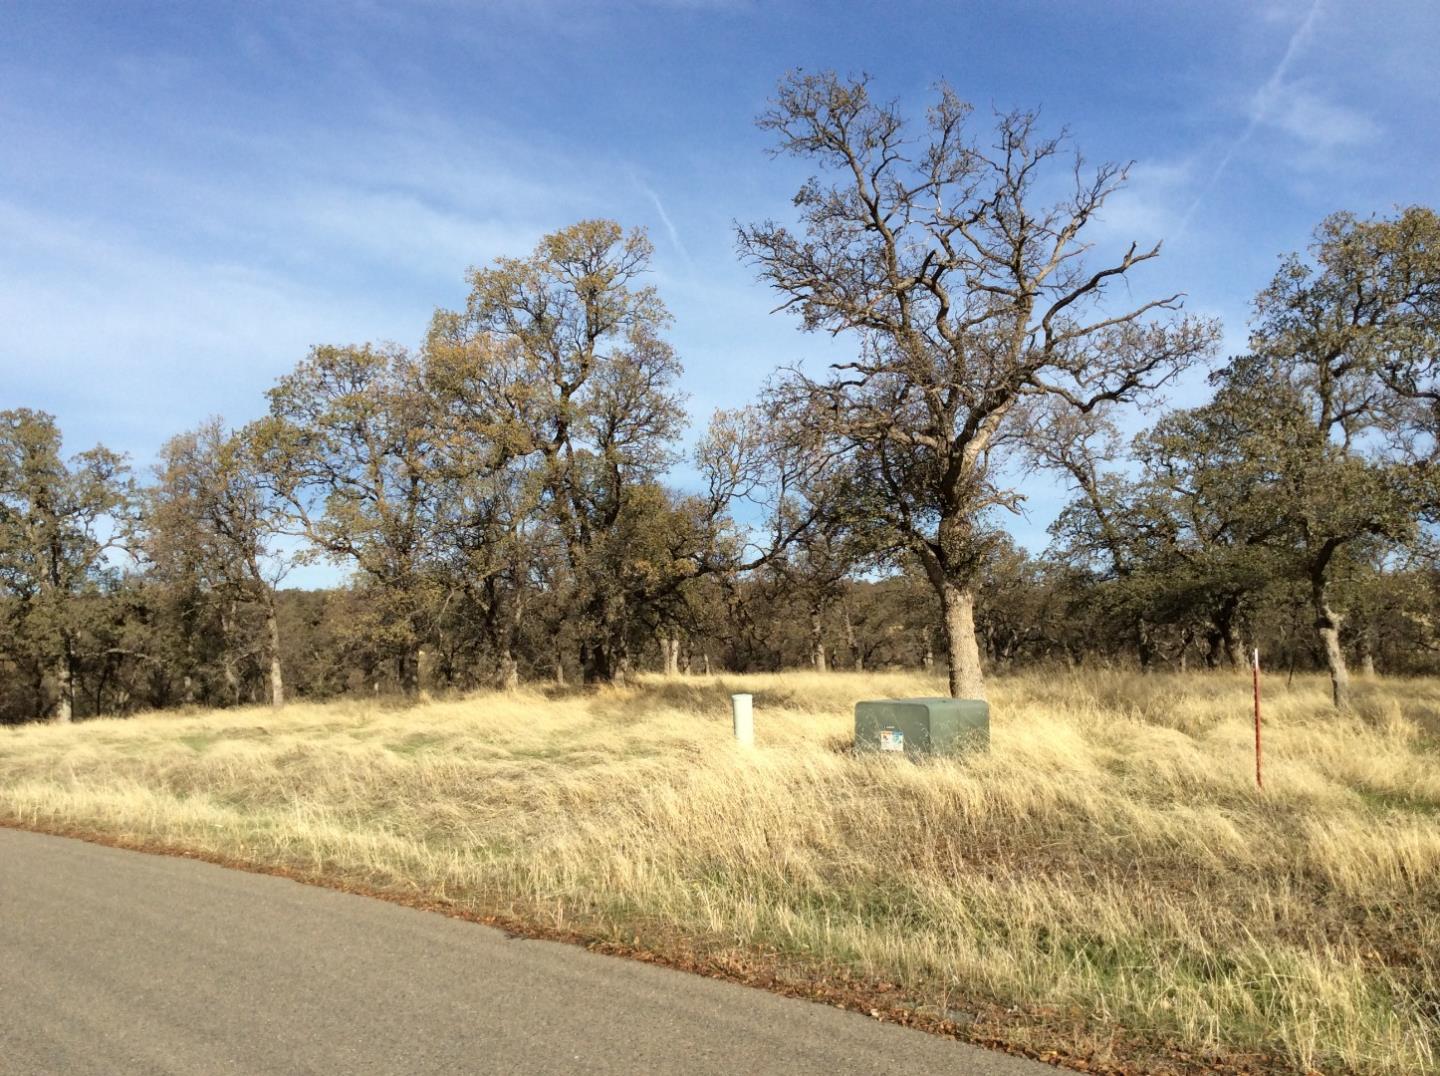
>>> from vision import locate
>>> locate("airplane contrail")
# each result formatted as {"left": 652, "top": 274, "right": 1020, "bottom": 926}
{"left": 1176, "top": 0, "right": 1324, "bottom": 238}
{"left": 635, "top": 177, "right": 693, "bottom": 268}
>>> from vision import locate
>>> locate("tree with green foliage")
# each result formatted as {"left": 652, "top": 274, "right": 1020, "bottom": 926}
{"left": 1319, "top": 207, "right": 1440, "bottom": 444}
{"left": 1202, "top": 355, "right": 1427, "bottom": 708}
{"left": 1032, "top": 409, "right": 1175, "bottom": 670}
{"left": 149, "top": 417, "right": 291, "bottom": 707}
{"left": 426, "top": 220, "right": 691, "bottom": 683}
{"left": 0, "top": 409, "right": 132, "bottom": 722}
{"left": 1131, "top": 402, "right": 1288, "bottom": 670}
{"left": 253, "top": 344, "right": 452, "bottom": 696}
{"left": 1226, "top": 208, "right": 1440, "bottom": 707}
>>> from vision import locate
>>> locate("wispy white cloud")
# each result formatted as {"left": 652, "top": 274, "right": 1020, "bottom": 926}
{"left": 0, "top": 97, "right": 623, "bottom": 461}
{"left": 0, "top": 198, "right": 371, "bottom": 382}
{"left": 1091, "top": 158, "right": 1201, "bottom": 248}
{"left": 1248, "top": 77, "right": 1379, "bottom": 152}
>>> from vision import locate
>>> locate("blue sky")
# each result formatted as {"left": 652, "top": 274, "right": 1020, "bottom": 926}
{"left": 4, "top": 0, "right": 1438, "bottom": 576}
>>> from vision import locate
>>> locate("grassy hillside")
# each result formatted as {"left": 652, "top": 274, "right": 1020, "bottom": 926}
{"left": 2, "top": 670, "right": 1437, "bottom": 1074}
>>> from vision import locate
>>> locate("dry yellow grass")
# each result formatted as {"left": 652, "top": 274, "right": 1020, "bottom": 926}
{"left": 2, "top": 670, "right": 1438, "bottom": 1074}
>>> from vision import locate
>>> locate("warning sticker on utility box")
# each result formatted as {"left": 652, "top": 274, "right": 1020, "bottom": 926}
{"left": 879, "top": 728, "right": 904, "bottom": 752}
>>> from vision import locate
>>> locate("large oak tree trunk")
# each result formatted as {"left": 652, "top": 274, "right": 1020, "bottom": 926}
{"left": 660, "top": 633, "right": 681, "bottom": 677}
{"left": 809, "top": 605, "right": 827, "bottom": 672}
{"left": 842, "top": 600, "right": 862, "bottom": 671}
{"left": 218, "top": 606, "right": 243, "bottom": 704}
{"left": 497, "top": 648, "right": 520, "bottom": 691}
{"left": 1206, "top": 594, "right": 1244, "bottom": 669}
{"left": 1313, "top": 583, "right": 1350, "bottom": 710}
{"left": 581, "top": 593, "right": 630, "bottom": 685}
{"left": 939, "top": 580, "right": 985, "bottom": 699}
{"left": 1225, "top": 632, "right": 1245, "bottom": 671}
{"left": 52, "top": 649, "right": 74, "bottom": 724}
{"left": 265, "top": 600, "right": 285, "bottom": 708}
{"left": 582, "top": 634, "right": 630, "bottom": 685}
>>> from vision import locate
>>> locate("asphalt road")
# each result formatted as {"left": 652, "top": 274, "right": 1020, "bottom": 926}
{"left": 0, "top": 828, "right": 1052, "bottom": 1075}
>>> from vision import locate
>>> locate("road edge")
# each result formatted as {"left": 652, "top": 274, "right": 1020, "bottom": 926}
{"left": 0, "top": 816, "right": 1278, "bottom": 1075}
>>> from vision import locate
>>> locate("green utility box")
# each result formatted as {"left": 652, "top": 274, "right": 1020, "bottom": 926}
{"left": 854, "top": 697, "right": 989, "bottom": 757}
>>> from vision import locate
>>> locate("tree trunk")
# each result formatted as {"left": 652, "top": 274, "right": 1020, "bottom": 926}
{"left": 1222, "top": 614, "right": 1244, "bottom": 670}
{"left": 939, "top": 580, "right": 985, "bottom": 699}
{"left": 660, "top": 632, "right": 681, "bottom": 677}
{"left": 1203, "top": 630, "right": 1222, "bottom": 670}
{"left": 1313, "top": 585, "right": 1350, "bottom": 710}
{"left": 222, "top": 662, "right": 241, "bottom": 706}
{"left": 701, "top": 652, "right": 711, "bottom": 676}
{"left": 182, "top": 630, "right": 198, "bottom": 706}
{"left": 93, "top": 658, "right": 110, "bottom": 716}
{"left": 553, "top": 652, "right": 567, "bottom": 686}
{"left": 1356, "top": 631, "right": 1377, "bottom": 677}
{"left": 1202, "top": 593, "right": 1243, "bottom": 669}
{"left": 218, "top": 606, "right": 243, "bottom": 705}
{"left": 1224, "top": 632, "right": 1244, "bottom": 670}
{"left": 1136, "top": 618, "right": 1155, "bottom": 673}
{"left": 809, "top": 605, "right": 827, "bottom": 672}
{"left": 582, "top": 633, "right": 630, "bottom": 685}
{"left": 52, "top": 647, "right": 74, "bottom": 724}
{"left": 842, "top": 600, "right": 862, "bottom": 671}
{"left": 497, "top": 648, "right": 520, "bottom": 691}
{"left": 921, "top": 632, "right": 935, "bottom": 672}
{"left": 398, "top": 645, "right": 421, "bottom": 696}
{"left": 581, "top": 592, "right": 630, "bottom": 685}
{"left": 265, "top": 600, "right": 285, "bottom": 708}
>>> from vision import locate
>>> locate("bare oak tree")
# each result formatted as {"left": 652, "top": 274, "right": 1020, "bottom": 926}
{"left": 740, "top": 71, "right": 1216, "bottom": 697}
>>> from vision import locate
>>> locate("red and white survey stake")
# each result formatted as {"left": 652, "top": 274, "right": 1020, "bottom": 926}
{"left": 1252, "top": 647, "right": 1263, "bottom": 790}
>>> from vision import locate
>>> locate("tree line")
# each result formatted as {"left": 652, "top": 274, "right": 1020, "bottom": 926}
{"left": 3, "top": 72, "right": 1437, "bottom": 723}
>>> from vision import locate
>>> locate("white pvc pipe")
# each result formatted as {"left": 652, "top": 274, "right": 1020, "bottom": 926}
{"left": 731, "top": 693, "right": 754, "bottom": 747}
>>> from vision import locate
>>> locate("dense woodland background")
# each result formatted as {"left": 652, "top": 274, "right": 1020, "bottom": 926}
{"left": 4, "top": 73, "right": 1438, "bottom": 724}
